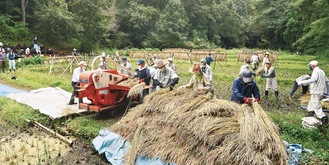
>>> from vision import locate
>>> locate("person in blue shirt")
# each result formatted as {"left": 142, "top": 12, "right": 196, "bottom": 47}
{"left": 205, "top": 54, "right": 214, "bottom": 66}
{"left": 231, "top": 70, "right": 260, "bottom": 105}
{"left": 135, "top": 59, "right": 151, "bottom": 96}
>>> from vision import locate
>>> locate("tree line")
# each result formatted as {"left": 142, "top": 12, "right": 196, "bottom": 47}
{"left": 0, "top": 0, "right": 328, "bottom": 55}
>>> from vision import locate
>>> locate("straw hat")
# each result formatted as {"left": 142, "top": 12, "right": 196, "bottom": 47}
{"left": 156, "top": 60, "right": 165, "bottom": 68}
{"left": 189, "top": 63, "right": 201, "bottom": 73}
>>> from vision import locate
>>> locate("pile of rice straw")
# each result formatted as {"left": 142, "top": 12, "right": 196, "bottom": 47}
{"left": 111, "top": 89, "right": 287, "bottom": 165}
{"left": 299, "top": 94, "right": 329, "bottom": 109}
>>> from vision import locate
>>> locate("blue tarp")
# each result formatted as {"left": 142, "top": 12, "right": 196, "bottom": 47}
{"left": 0, "top": 83, "right": 25, "bottom": 96}
{"left": 284, "top": 141, "right": 303, "bottom": 165}
{"left": 92, "top": 129, "right": 177, "bottom": 165}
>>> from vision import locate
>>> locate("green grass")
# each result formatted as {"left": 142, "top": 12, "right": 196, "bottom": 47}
{"left": 0, "top": 49, "right": 328, "bottom": 163}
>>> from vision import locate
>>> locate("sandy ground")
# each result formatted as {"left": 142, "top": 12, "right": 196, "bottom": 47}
{"left": 0, "top": 119, "right": 108, "bottom": 165}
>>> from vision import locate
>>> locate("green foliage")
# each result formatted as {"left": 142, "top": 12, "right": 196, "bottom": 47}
{"left": 144, "top": 0, "right": 189, "bottom": 48}
{"left": 0, "top": 15, "right": 30, "bottom": 44}
{"left": 0, "top": 97, "right": 51, "bottom": 127}
{"left": 16, "top": 56, "right": 44, "bottom": 68}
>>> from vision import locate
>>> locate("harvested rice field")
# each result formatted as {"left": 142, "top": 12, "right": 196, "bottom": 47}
{"left": 0, "top": 49, "right": 328, "bottom": 164}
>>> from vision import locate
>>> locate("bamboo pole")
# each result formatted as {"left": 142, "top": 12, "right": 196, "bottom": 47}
{"left": 25, "top": 119, "right": 74, "bottom": 146}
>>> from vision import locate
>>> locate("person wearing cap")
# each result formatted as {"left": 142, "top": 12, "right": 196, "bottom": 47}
{"left": 72, "top": 48, "right": 77, "bottom": 57}
{"left": 261, "top": 61, "right": 278, "bottom": 100}
{"left": 6, "top": 48, "right": 16, "bottom": 72}
{"left": 69, "top": 61, "right": 87, "bottom": 105}
{"left": 179, "top": 63, "right": 212, "bottom": 95}
{"left": 298, "top": 60, "right": 328, "bottom": 124}
{"left": 166, "top": 58, "right": 176, "bottom": 72}
{"left": 239, "top": 59, "right": 251, "bottom": 76}
{"left": 120, "top": 57, "right": 132, "bottom": 76}
{"left": 262, "top": 51, "right": 270, "bottom": 68}
{"left": 289, "top": 74, "right": 311, "bottom": 99}
{"left": 231, "top": 70, "right": 260, "bottom": 105}
{"left": 205, "top": 54, "right": 213, "bottom": 66}
{"left": 251, "top": 52, "right": 259, "bottom": 70}
{"left": 153, "top": 59, "right": 179, "bottom": 91}
{"left": 200, "top": 58, "right": 213, "bottom": 83}
{"left": 135, "top": 59, "right": 151, "bottom": 96}
{"left": 135, "top": 59, "right": 151, "bottom": 84}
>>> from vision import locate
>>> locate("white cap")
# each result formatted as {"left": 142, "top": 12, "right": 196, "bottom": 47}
{"left": 307, "top": 60, "right": 318, "bottom": 66}
{"left": 101, "top": 52, "right": 106, "bottom": 57}
{"left": 167, "top": 58, "right": 173, "bottom": 61}
{"left": 78, "top": 61, "right": 87, "bottom": 66}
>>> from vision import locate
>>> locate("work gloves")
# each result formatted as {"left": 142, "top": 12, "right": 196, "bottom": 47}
{"left": 244, "top": 97, "right": 260, "bottom": 105}
{"left": 244, "top": 97, "right": 251, "bottom": 105}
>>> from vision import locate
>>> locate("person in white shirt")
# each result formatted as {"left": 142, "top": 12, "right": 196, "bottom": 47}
{"left": 239, "top": 59, "right": 251, "bottom": 76}
{"left": 25, "top": 47, "right": 31, "bottom": 58}
{"left": 262, "top": 51, "right": 270, "bottom": 68}
{"left": 166, "top": 58, "right": 177, "bottom": 72}
{"left": 120, "top": 57, "right": 132, "bottom": 76}
{"left": 251, "top": 52, "right": 259, "bottom": 70}
{"left": 261, "top": 61, "right": 278, "bottom": 100}
{"left": 298, "top": 60, "right": 328, "bottom": 124}
{"left": 69, "top": 61, "right": 87, "bottom": 105}
{"left": 153, "top": 59, "right": 179, "bottom": 91}
{"left": 289, "top": 74, "right": 311, "bottom": 98}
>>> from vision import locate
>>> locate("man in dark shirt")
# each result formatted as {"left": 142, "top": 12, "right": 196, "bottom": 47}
{"left": 231, "top": 70, "right": 260, "bottom": 105}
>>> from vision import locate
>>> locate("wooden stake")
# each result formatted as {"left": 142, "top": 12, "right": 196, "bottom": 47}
{"left": 25, "top": 119, "right": 73, "bottom": 146}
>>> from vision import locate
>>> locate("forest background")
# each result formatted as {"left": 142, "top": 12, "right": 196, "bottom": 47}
{"left": 0, "top": 0, "right": 328, "bottom": 56}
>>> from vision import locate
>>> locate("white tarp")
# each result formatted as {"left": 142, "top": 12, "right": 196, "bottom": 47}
{"left": 7, "top": 87, "right": 88, "bottom": 119}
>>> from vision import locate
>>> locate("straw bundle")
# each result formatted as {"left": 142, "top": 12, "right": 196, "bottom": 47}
{"left": 110, "top": 90, "right": 288, "bottom": 165}
{"left": 191, "top": 53, "right": 208, "bottom": 61}
{"left": 214, "top": 53, "right": 227, "bottom": 61}
{"left": 127, "top": 83, "right": 145, "bottom": 98}
{"left": 300, "top": 94, "right": 329, "bottom": 109}
{"left": 173, "top": 52, "right": 190, "bottom": 60}
{"left": 130, "top": 52, "right": 145, "bottom": 58}
{"left": 237, "top": 53, "right": 252, "bottom": 62}
{"left": 162, "top": 48, "right": 190, "bottom": 53}
{"left": 256, "top": 66, "right": 265, "bottom": 76}
{"left": 118, "top": 78, "right": 140, "bottom": 88}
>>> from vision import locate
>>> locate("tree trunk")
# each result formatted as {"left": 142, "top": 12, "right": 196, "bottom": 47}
{"left": 21, "top": 0, "right": 26, "bottom": 23}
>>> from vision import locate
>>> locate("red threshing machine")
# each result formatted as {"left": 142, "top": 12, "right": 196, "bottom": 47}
{"left": 76, "top": 55, "right": 141, "bottom": 113}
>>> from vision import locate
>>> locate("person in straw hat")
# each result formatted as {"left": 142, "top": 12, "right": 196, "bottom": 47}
{"left": 261, "top": 61, "right": 278, "bottom": 100}
{"left": 166, "top": 58, "right": 176, "bottom": 72}
{"left": 231, "top": 70, "right": 260, "bottom": 105}
{"left": 179, "top": 63, "right": 212, "bottom": 95}
{"left": 200, "top": 58, "right": 213, "bottom": 83}
{"left": 153, "top": 59, "right": 179, "bottom": 91}
{"left": 69, "top": 61, "right": 87, "bottom": 105}
{"left": 298, "top": 60, "right": 328, "bottom": 125}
